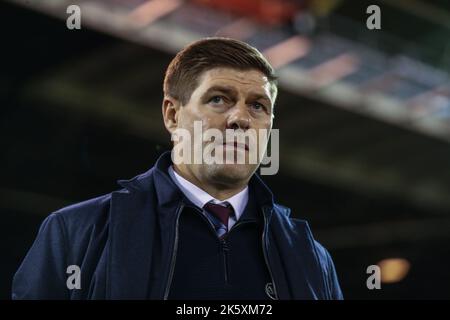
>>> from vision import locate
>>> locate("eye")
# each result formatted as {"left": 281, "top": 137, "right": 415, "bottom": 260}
{"left": 251, "top": 102, "right": 267, "bottom": 112}
{"left": 209, "top": 96, "right": 225, "bottom": 104}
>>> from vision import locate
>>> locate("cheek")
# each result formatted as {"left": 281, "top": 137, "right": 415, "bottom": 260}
{"left": 177, "top": 108, "right": 197, "bottom": 129}
{"left": 203, "top": 117, "right": 223, "bottom": 130}
{"left": 181, "top": 105, "right": 209, "bottom": 125}
{"left": 255, "top": 121, "right": 272, "bottom": 146}
{"left": 256, "top": 117, "right": 272, "bottom": 131}
{"left": 182, "top": 103, "right": 228, "bottom": 131}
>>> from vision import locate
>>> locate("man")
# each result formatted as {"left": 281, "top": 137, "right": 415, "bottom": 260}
{"left": 12, "top": 38, "right": 343, "bottom": 300}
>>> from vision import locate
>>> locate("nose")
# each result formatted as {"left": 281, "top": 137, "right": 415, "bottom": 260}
{"left": 226, "top": 102, "right": 250, "bottom": 131}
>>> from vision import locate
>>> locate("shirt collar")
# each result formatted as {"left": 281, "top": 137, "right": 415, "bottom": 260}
{"left": 168, "top": 166, "right": 248, "bottom": 220}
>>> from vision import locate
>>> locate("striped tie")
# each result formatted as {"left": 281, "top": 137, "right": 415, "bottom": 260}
{"left": 203, "top": 202, "right": 234, "bottom": 238}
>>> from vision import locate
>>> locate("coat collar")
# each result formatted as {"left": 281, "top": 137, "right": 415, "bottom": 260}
{"left": 108, "top": 151, "right": 278, "bottom": 299}
{"left": 116, "top": 151, "right": 184, "bottom": 207}
{"left": 117, "top": 151, "right": 275, "bottom": 209}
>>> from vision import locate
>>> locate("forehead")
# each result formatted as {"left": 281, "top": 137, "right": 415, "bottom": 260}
{"left": 195, "top": 67, "right": 273, "bottom": 98}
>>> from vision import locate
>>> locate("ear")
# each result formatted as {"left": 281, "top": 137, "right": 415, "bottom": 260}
{"left": 162, "top": 96, "right": 181, "bottom": 134}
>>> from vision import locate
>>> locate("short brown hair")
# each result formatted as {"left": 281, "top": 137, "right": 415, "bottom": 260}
{"left": 163, "top": 37, "right": 278, "bottom": 106}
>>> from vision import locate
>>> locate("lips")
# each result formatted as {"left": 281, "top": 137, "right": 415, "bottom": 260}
{"left": 223, "top": 141, "right": 249, "bottom": 151}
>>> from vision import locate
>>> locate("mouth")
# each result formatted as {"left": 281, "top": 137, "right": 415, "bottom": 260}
{"left": 223, "top": 142, "right": 249, "bottom": 151}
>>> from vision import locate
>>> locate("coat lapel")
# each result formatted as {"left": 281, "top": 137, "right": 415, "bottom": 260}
{"left": 107, "top": 188, "right": 156, "bottom": 299}
{"left": 107, "top": 152, "right": 185, "bottom": 299}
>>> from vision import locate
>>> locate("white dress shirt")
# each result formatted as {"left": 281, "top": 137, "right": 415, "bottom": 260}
{"left": 168, "top": 166, "right": 248, "bottom": 230}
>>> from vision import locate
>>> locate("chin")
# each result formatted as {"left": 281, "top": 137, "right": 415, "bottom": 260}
{"left": 203, "top": 163, "right": 255, "bottom": 186}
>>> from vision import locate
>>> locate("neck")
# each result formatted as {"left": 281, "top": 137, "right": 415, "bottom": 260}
{"left": 173, "top": 165, "right": 248, "bottom": 200}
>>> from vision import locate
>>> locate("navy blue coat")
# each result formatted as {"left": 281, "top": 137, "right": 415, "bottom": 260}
{"left": 12, "top": 152, "right": 343, "bottom": 300}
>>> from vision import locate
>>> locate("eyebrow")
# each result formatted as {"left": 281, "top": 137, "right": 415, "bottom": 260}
{"left": 202, "top": 85, "right": 237, "bottom": 98}
{"left": 202, "top": 85, "right": 272, "bottom": 105}
{"left": 247, "top": 92, "right": 272, "bottom": 105}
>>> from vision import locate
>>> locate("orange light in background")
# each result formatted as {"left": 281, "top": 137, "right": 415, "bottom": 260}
{"left": 378, "top": 258, "right": 411, "bottom": 283}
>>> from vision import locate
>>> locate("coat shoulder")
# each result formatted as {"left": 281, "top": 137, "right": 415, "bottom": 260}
{"left": 51, "top": 190, "right": 125, "bottom": 238}
{"left": 55, "top": 192, "right": 111, "bottom": 218}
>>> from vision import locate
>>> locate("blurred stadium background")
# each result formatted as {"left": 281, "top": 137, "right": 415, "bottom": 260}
{"left": 1, "top": 0, "right": 450, "bottom": 299}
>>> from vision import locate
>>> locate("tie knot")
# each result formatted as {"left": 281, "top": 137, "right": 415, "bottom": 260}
{"left": 203, "top": 202, "right": 234, "bottom": 227}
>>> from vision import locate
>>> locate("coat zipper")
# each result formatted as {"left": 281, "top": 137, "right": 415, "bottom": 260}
{"left": 163, "top": 203, "right": 184, "bottom": 300}
{"left": 220, "top": 220, "right": 252, "bottom": 284}
{"left": 221, "top": 238, "right": 229, "bottom": 283}
{"left": 262, "top": 208, "right": 279, "bottom": 300}
{"left": 219, "top": 220, "right": 254, "bottom": 284}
